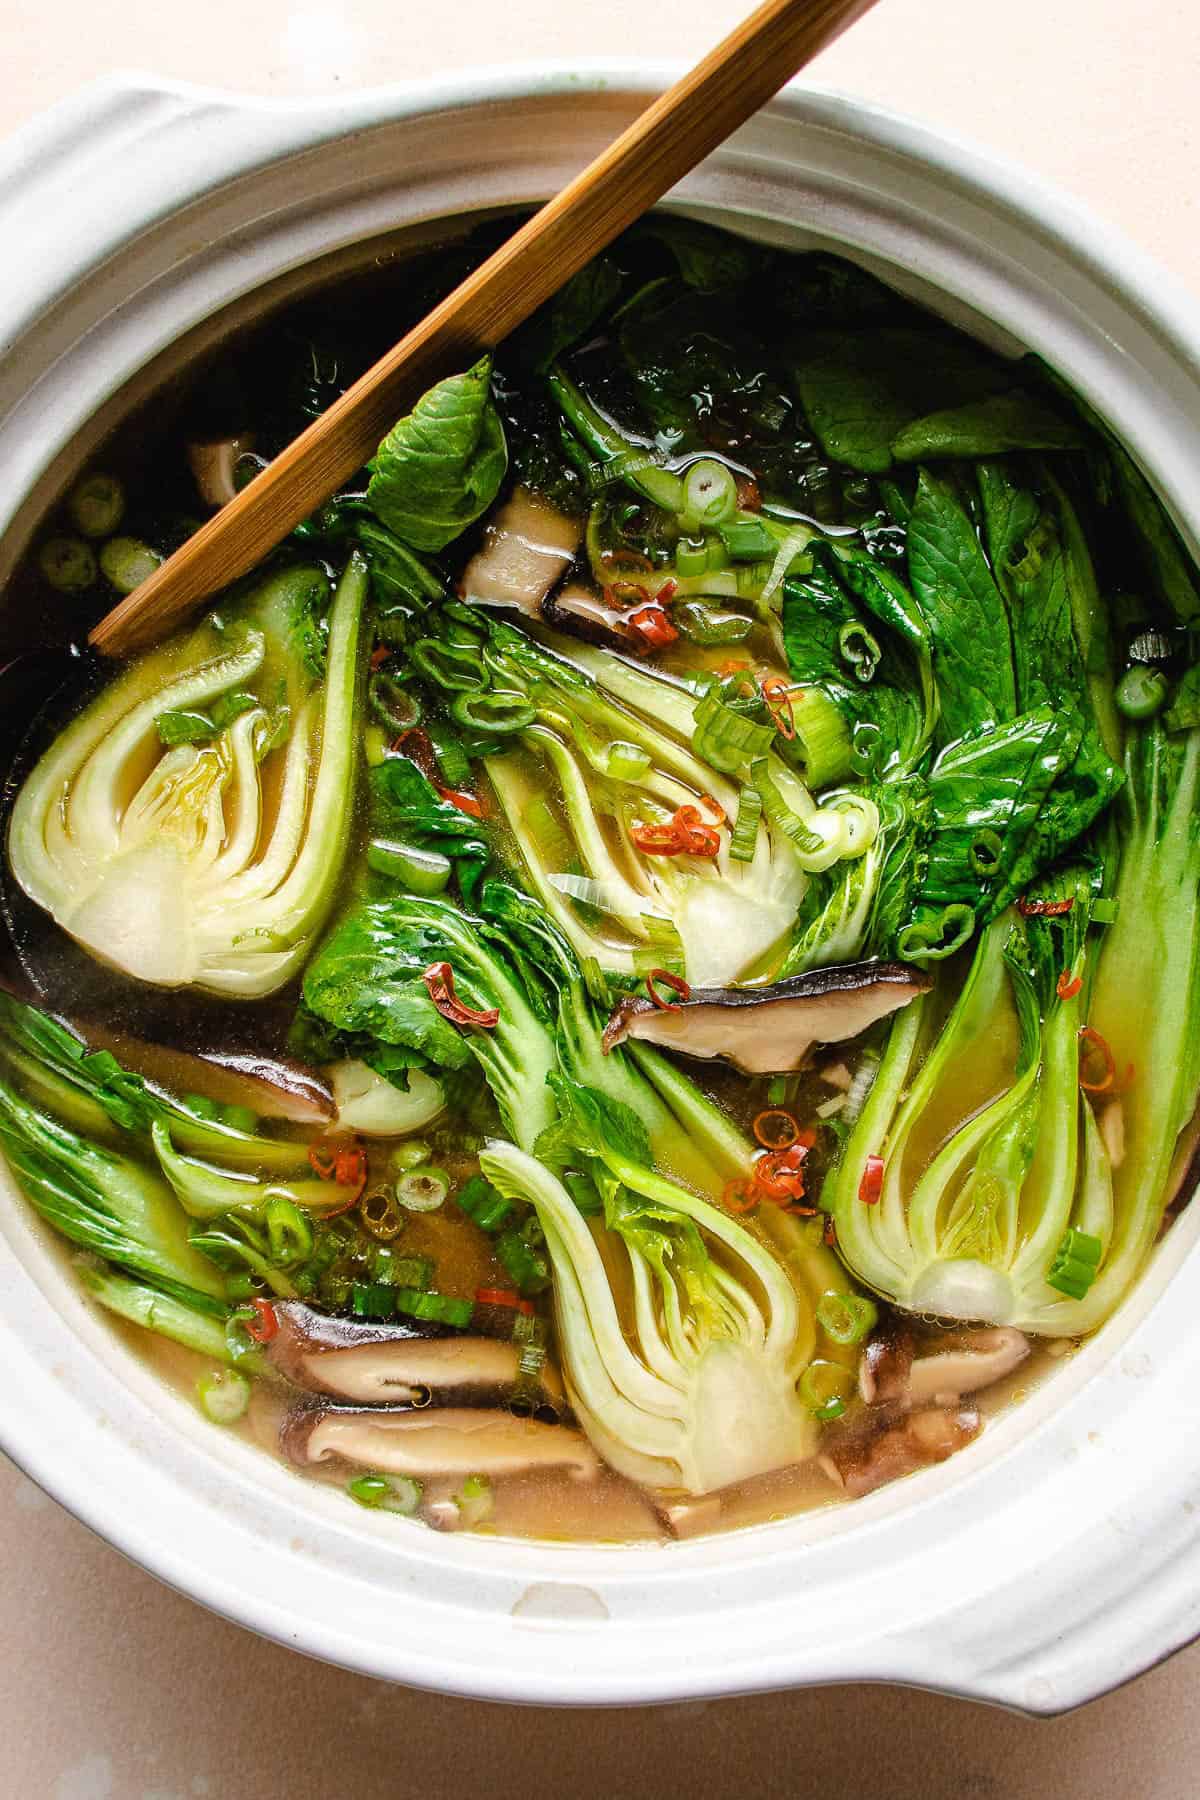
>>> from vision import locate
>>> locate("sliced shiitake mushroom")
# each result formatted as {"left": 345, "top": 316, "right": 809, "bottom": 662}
{"left": 282, "top": 1402, "right": 599, "bottom": 1481}
{"left": 603, "top": 962, "right": 932, "bottom": 1075}
{"left": 819, "top": 1406, "right": 982, "bottom": 1498}
{"left": 265, "top": 1302, "right": 565, "bottom": 1415}
{"left": 459, "top": 488, "right": 583, "bottom": 615}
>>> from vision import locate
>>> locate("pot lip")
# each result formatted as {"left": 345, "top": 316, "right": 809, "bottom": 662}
{"left": 4, "top": 61, "right": 1200, "bottom": 1711}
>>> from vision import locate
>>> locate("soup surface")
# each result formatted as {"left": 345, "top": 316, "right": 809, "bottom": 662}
{"left": 0, "top": 214, "right": 1196, "bottom": 1543}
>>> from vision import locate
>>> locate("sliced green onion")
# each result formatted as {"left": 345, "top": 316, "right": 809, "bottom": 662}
{"left": 366, "top": 837, "right": 453, "bottom": 895}
{"left": 369, "top": 669, "right": 422, "bottom": 733}
{"left": 1046, "top": 1226, "right": 1103, "bottom": 1299}
{"left": 1116, "top": 665, "right": 1169, "bottom": 720}
{"left": 791, "top": 688, "right": 854, "bottom": 788}
{"left": 675, "top": 537, "right": 709, "bottom": 578}
{"left": 816, "top": 1292, "right": 879, "bottom": 1346}
{"left": 67, "top": 472, "right": 126, "bottom": 538}
{"left": 799, "top": 1359, "right": 855, "bottom": 1417}
{"left": 1092, "top": 897, "right": 1120, "bottom": 925}
{"left": 729, "top": 787, "right": 763, "bottom": 862}
{"left": 99, "top": 535, "right": 163, "bottom": 595}
{"left": 424, "top": 718, "right": 471, "bottom": 787}
{"left": 397, "top": 1165, "right": 451, "bottom": 1213}
{"left": 680, "top": 459, "right": 739, "bottom": 531}
{"left": 605, "top": 741, "right": 653, "bottom": 782}
{"left": 449, "top": 689, "right": 536, "bottom": 735}
{"left": 674, "top": 600, "right": 753, "bottom": 646}
{"left": 393, "top": 1287, "right": 474, "bottom": 1328}
{"left": 496, "top": 1218, "right": 552, "bottom": 1296}
{"left": 897, "top": 904, "right": 976, "bottom": 963}
{"left": 352, "top": 1280, "right": 398, "bottom": 1319}
{"left": 719, "top": 517, "right": 780, "bottom": 562}
{"left": 196, "top": 1368, "right": 251, "bottom": 1425}
{"left": 348, "top": 1472, "right": 423, "bottom": 1515}
{"left": 155, "top": 709, "right": 215, "bottom": 747}
{"left": 969, "top": 828, "right": 1004, "bottom": 878}
{"left": 453, "top": 1472, "right": 495, "bottom": 1529}
{"left": 409, "top": 638, "right": 485, "bottom": 692}
{"left": 693, "top": 687, "right": 774, "bottom": 774}
{"left": 372, "top": 1251, "right": 434, "bottom": 1291}
{"left": 359, "top": 1186, "right": 406, "bottom": 1242}
{"left": 766, "top": 1075, "right": 790, "bottom": 1107}
{"left": 749, "top": 760, "right": 827, "bottom": 859}
{"left": 838, "top": 621, "right": 881, "bottom": 682}
{"left": 265, "top": 1196, "right": 314, "bottom": 1266}
{"left": 389, "top": 1140, "right": 432, "bottom": 1173}
{"left": 38, "top": 536, "right": 97, "bottom": 594}
{"left": 457, "top": 1172, "right": 518, "bottom": 1234}
{"left": 364, "top": 725, "right": 390, "bottom": 768}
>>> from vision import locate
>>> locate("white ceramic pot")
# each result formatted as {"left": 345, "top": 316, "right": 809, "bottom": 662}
{"left": 2, "top": 67, "right": 1200, "bottom": 1712}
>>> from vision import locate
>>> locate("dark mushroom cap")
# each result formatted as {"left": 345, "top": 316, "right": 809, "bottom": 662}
{"left": 266, "top": 1303, "right": 566, "bottom": 1415}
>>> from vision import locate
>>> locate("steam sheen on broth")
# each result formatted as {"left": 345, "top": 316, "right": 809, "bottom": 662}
{"left": 0, "top": 214, "right": 1196, "bottom": 1542}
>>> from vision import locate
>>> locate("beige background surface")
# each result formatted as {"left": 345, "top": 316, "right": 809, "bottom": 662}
{"left": 3, "top": 1, "right": 1200, "bottom": 1794}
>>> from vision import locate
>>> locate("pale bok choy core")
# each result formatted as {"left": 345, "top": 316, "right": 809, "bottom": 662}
{"left": 476, "top": 622, "right": 873, "bottom": 987}
{"left": 480, "top": 1125, "right": 817, "bottom": 1497}
{"left": 9, "top": 556, "right": 369, "bottom": 997}
{"left": 830, "top": 723, "right": 1200, "bottom": 1336}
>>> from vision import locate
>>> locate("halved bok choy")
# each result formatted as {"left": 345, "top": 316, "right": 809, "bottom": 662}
{"left": 9, "top": 556, "right": 369, "bottom": 997}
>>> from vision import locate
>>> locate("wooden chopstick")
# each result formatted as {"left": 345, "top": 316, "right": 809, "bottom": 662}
{"left": 89, "top": 0, "right": 881, "bottom": 657}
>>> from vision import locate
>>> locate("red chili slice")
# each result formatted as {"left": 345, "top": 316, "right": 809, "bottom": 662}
{"left": 438, "top": 787, "right": 485, "bottom": 818}
{"left": 753, "top": 1144, "right": 810, "bottom": 1203}
{"left": 475, "top": 1287, "right": 535, "bottom": 1315}
{"left": 422, "top": 962, "right": 500, "bottom": 1029}
{"left": 600, "top": 547, "right": 654, "bottom": 574}
{"left": 753, "top": 1109, "right": 799, "bottom": 1151}
{"left": 722, "top": 1177, "right": 759, "bottom": 1214}
{"left": 607, "top": 580, "right": 652, "bottom": 609}
{"left": 858, "top": 1153, "right": 885, "bottom": 1205}
{"left": 656, "top": 578, "right": 679, "bottom": 605}
{"left": 671, "top": 805, "right": 722, "bottom": 858}
{"left": 626, "top": 605, "right": 679, "bottom": 652}
{"left": 369, "top": 644, "right": 392, "bottom": 670}
{"left": 645, "top": 968, "right": 691, "bottom": 1012}
{"left": 1078, "top": 1027, "right": 1116, "bottom": 1093}
{"left": 735, "top": 475, "right": 762, "bottom": 512}
{"left": 1017, "top": 896, "right": 1075, "bottom": 917}
{"left": 760, "top": 675, "right": 797, "bottom": 742}
{"left": 245, "top": 1299, "right": 279, "bottom": 1343}
{"left": 1056, "top": 970, "right": 1083, "bottom": 1001}
{"left": 631, "top": 820, "right": 686, "bottom": 855}
{"left": 334, "top": 1146, "right": 367, "bottom": 1190}
{"left": 716, "top": 659, "right": 751, "bottom": 678}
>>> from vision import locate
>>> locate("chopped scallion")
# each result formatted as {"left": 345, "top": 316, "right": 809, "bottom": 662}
{"left": 196, "top": 1367, "right": 251, "bottom": 1425}
{"left": 347, "top": 1472, "right": 423, "bottom": 1515}
{"left": 816, "top": 1291, "right": 878, "bottom": 1345}
{"left": 1047, "top": 1226, "right": 1103, "bottom": 1299}
{"left": 728, "top": 787, "right": 763, "bottom": 862}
